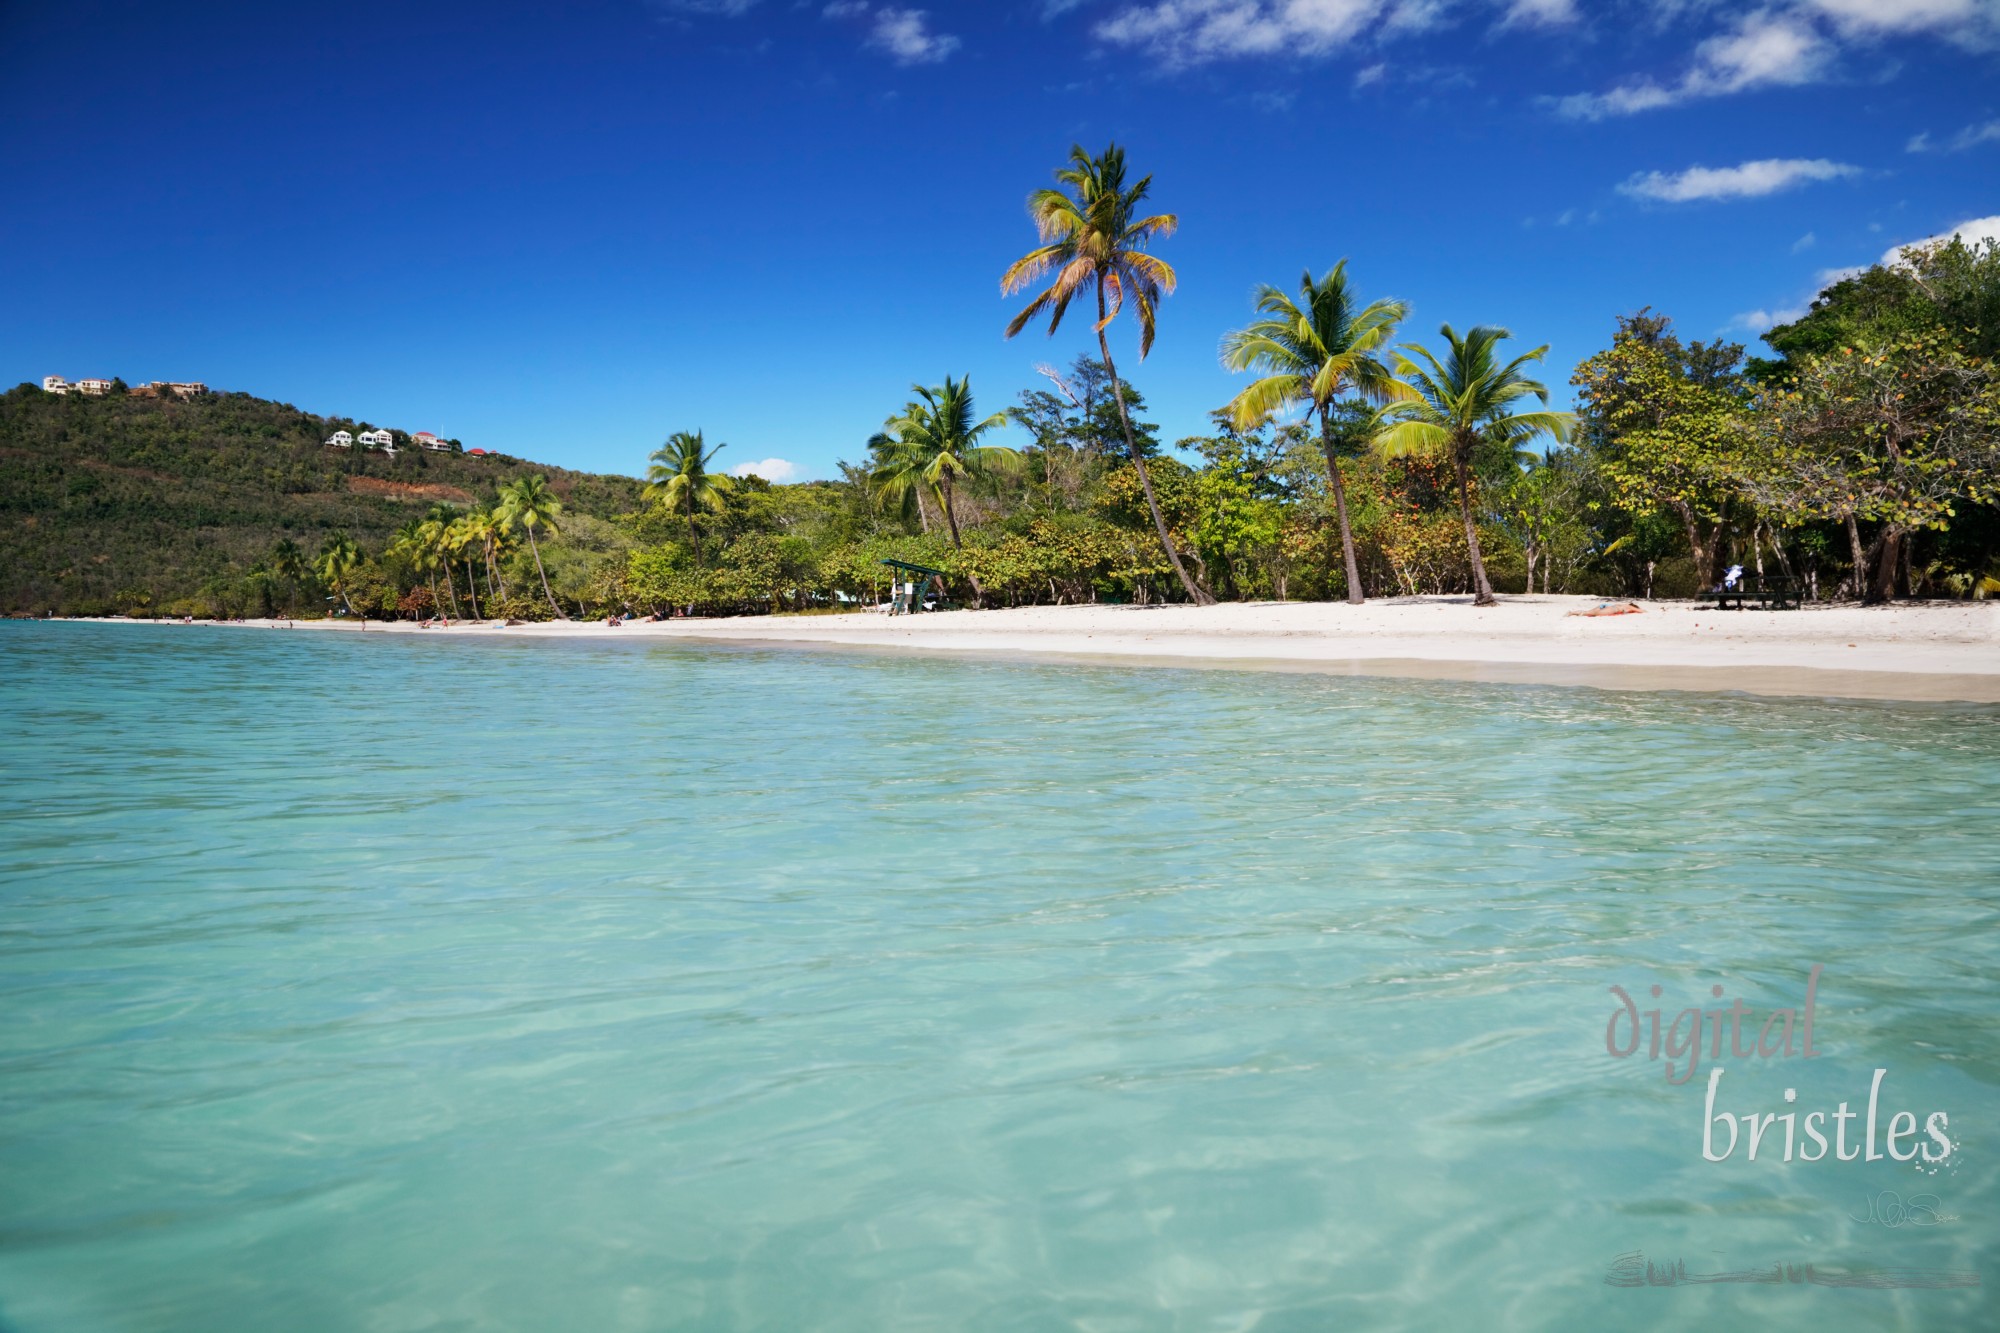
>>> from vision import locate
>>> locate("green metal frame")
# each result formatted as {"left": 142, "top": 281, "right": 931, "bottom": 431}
{"left": 879, "top": 558, "right": 951, "bottom": 614}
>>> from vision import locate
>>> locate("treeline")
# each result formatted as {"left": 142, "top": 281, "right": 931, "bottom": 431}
{"left": 7, "top": 147, "right": 1997, "bottom": 620}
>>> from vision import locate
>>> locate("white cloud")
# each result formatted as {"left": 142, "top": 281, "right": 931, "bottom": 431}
{"left": 1555, "top": 9, "right": 1832, "bottom": 119}
{"left": 1618, "top": 157, "right": 1860, "bottom": 203}
{"left": 1502, "top": 0, "right": 1578, "bottom": 26}
{"left": 728, "top": 457, "right": 801, "bottom": 482}
{"left": 1095, "top": 0, "right": 1395, "bottom": 63}
{"left": 1353, "top": 60, "right": 1388, "bottom": 86}
{"left": 1908, "top": 117, "right": 2000, "bottom": 152}
{"left": 1791, "top": 230, "right": 1817, "bottom": 252}
{"left": 650, "top": 0, "right": 760, "bottom": 15}
{"left": 1881, "top": 214, "right": 2000, "bottom": 265}
{"left": 826, "top": 3, "right": 959, "bottom": 63}
{"left": 1727, "top": 305, "right": 1809, "bottom": 332}
{"left": 1798, "top": 0, "right": 1996, "bottom": 41}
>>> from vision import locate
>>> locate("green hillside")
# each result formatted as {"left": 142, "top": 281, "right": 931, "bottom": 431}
{"left": 0, "top": 384, "right": 646, "bottom": 615}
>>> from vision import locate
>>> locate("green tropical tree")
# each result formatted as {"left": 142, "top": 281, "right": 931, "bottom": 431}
{"left": 1221, "top": 261, "right": 1410, "bottom": 604}
{"left": 271, "top": 537, "right": 307, "bottom": 618}
{"left": 389, "top": 519, "right": 439, "bottom": 619}
{"left": 1381, "top": 325, "right": 1575, "bottom": 606}
{"left": 496, "top": 475, "right": 566, "bottom": 617}
{"left": 316, "top": 531, "right": 363, "bottom": 617}
{"left": 1003, "top": 143, "right": 1213, "bottom": 605}
{"left": 464, "top": 507, "right": 506, "bottom": 603}
{"left": 647, "top": 430, "right": 734, "bottom": 565}
{"left": 446, "top": 515, "right": 482, "bottom": 618}
{"left": 869, "top": 377, "right": 1017, "bottom": 551}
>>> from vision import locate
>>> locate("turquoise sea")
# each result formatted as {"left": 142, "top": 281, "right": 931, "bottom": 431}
{"left": 1, "top": 621, "right": 1996, "bottom": 1331}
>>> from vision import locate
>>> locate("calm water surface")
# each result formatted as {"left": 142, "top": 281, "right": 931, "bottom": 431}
{"left": 1, "top": 622, "right": 1997, "bottom": 1331}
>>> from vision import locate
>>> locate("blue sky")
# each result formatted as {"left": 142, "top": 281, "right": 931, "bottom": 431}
{"left": 3, "top": 0, "right": 1995, "bottom": 482}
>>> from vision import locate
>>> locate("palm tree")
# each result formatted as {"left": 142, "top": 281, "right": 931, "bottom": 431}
{"left": 646, "top": 430, "right": 733, "bottom": 565}
{"left": 445, "top": 515, "right": 481, "bottom": 618}
{"left": 1003, "top": 143, "right": 1213, "bottom": 605}
{"left": 389, "top": 519, "right": 436, "bottom": 619}
{"left": 317, "top": 531, "right": 363, "bottom": 617}
{"left": 271, "top": 538, "right": 307, "bottom": 618}
{"left": 496, "top": 475, "right": 565, "bottom": 618}
{"left": 464, "top": 507, "right": 505, "bottom": 603}
{"left": 869, "top": 376, "right": 1017, "bottom": 552}
{"left": 1220, "top": 262, "right": 1409, "bottom": 604}
{"left": 1380, "top": 325, "right": 1574, "bottom": 606}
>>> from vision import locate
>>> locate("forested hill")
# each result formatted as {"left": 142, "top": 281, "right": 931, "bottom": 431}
{"left": 0, "top": 384, "right": 646, "bottom": 615}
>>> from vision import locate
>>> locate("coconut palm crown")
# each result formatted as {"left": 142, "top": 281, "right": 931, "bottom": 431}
{"left": 1379, "top": 324, "right": 1575, "bottom": 606}
{"left": 1220, "top": 261, "right": 1410, "bottom": 604}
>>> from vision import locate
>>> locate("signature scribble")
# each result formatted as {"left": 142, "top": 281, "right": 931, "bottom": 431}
{"left": 1850, "top": 1191, "right": 1957, "bottom": 1228}
{"left": 1606, "top": 1251, "right": 1980, "bottom": 1290}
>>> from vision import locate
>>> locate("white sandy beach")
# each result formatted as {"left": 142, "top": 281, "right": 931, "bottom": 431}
{"left": 132, "top": 595, "right": 2000, "bottom": 702}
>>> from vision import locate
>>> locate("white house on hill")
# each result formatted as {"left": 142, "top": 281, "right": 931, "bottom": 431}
{"left": 357, "top": 429, "right": 394, "bottom": 451}
{"left": 42, "top": 375, "right": 70, "bottom": 394}
{"left": 73, "top": 379, "right": 113, "bottom": 396}
{"left": 412, "top": 431, "right": 449, "bottom": 451}
{"left": 326, "top": 430, "right": 354, "bottom": 448}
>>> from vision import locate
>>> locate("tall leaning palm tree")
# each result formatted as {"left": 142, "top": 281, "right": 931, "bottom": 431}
{"left": 1380, "top": 325, "right": 1574, "bottom": 607}
{"left": 1002, "top": 143, "right": 1213, "bottom": 605}
{"left": 647, "top": 430, "right": 733, "bottom": 565}
{"left": 496, "top": 475, "right": 566, "bottom": 619}
{"left": 1220, "top": 261, "right": 1409, "bottom": 605}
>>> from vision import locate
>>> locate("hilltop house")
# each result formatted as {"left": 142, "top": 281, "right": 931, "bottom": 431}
{"left": 326, "top": 430, "right": 354, "bottom": 448}
{"left": 42, "top": 376, "right": 70, "bottom": 394}
{"left": 73, "top": 379, "right": 113, "bottom": 396}
{"left": 412, "top": 431, "right": 449, "bottom": 451}
{"left": 357, "top": 429, "right": 394, "bottom": 451}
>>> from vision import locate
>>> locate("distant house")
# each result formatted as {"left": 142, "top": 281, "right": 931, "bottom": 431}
{"left": 356, "top": 429, "right": 394, "bottom": 450}
{"left": 467, "top": 447, "right": 489, "bottom": 457}
{"left": 412, "top": 431, "right": 449, "bottom": 451}
{"left": 326, "top": 430, "right": 354, "bottom": 448}
{"left": 41, "top": 375, "right": 70, "bottom": 394}
{"left": 73, "top": 379, "right": 113, "bottom": 396}
{"left": 166, "top": 382, "right": 205, "bottom": 399}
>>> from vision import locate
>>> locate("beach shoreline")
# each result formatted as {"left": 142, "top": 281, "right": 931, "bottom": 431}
{"left": 52, "top": 595, "right": 2000, "bottom": 703}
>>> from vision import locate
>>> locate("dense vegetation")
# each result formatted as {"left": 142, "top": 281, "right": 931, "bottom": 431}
{"left": 7, "top": 145, "right": 1997, "bottom": 620}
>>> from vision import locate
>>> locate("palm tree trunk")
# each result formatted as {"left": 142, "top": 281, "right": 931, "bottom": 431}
{"left": 527, "top": 526, "right": 564, "bottom": 618}
{"left": 1320, "top": 408, "right": 1365, "bottom": 605}
{"left": 440, "top": 564, "right": 462, "bottom": 619}
{"left": 1452, "top": 443, "right": 1497, "bottom": 606}
{"left": 1096, "top": 288, "right": 1213, "bottom": 607}
{"left": 686, "top": 498, "right": 702, "bottom": 567}
{"left": 463, "top": 558, "right": 481, "bottom": 618}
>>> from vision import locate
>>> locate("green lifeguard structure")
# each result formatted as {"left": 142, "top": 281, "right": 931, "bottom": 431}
{"left": 879, "top": 558, "right": 951, "bottom": 615}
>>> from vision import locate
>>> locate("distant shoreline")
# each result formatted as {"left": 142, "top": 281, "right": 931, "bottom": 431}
{"left": 41, "top": 596, "right": 2000, "bottom": 704}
